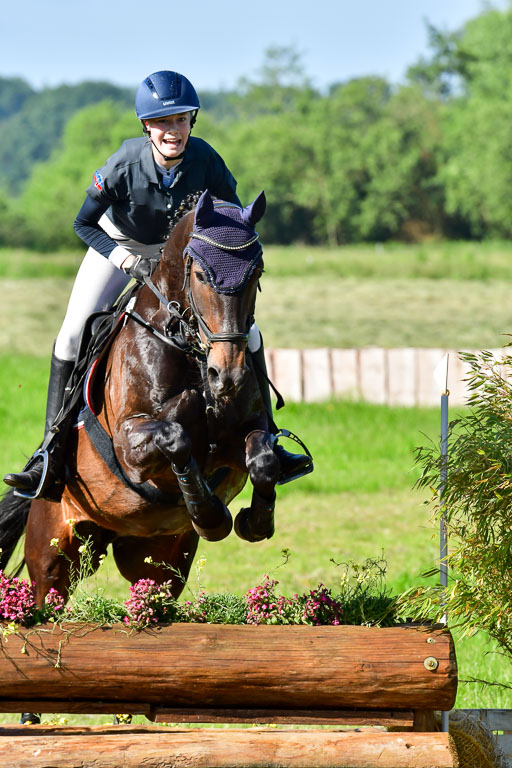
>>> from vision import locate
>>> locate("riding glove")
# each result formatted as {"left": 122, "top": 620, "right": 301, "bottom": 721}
{"left": 123, "top": 255, "right": 159, "bottom": 282}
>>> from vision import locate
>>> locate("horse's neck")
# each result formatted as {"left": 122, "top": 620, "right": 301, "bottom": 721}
{"left": 153, "top": 220, "right": 191, "bottom": 305}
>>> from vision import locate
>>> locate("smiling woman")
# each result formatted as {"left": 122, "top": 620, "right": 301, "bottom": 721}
{"left": 144, "top": 112, "right": 193, "bottom": 164}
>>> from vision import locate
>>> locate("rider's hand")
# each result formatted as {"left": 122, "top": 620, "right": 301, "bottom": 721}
{"left": 122, "top": 255, "right": 158, "bottom": 282}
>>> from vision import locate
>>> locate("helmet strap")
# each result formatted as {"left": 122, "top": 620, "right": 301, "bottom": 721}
{"left": 150, "top": 138, "right": 188, "bottom": 163}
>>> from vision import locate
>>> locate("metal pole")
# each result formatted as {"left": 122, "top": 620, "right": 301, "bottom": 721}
{"left": 440, "top": 393, "right": 449, "bottom": 595}
{"left": 440, "top": 391, "right": 449, "bottom": 734}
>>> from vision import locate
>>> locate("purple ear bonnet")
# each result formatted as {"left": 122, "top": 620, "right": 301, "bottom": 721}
{"left": 185, "top": 190, "right": 265, "bottom": 294}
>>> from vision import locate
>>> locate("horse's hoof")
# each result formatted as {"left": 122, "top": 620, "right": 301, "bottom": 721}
{"left": 191, "top": 497, "right": 233, "bottom": 542}
{"left": 20, "top": 712, "right": 41, "bottom": 725}
{"left": 234, "top": 507, "right": 274, "bottom": 543}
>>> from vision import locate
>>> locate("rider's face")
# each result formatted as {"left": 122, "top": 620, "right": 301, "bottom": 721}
{"left": 145, "top": 112, "right": 192, "bottom": 164}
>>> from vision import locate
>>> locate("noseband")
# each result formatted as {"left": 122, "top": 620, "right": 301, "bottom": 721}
{"left": 125, "top": 211, "right": 262, "bottom": 356}
{"left": 183, "top": 254, "right": 254, "bottom": 350}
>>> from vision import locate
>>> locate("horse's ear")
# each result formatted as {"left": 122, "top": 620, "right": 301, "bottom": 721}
{"left": 242, "top": 190, "right": 266, "bottom": 228}
{"left": 194, "top": 189, "right": 215, "bottom": 229}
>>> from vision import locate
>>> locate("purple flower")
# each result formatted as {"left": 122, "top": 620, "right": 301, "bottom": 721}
{"left": 123, "top": 579, "right": 180, "bottom": 628}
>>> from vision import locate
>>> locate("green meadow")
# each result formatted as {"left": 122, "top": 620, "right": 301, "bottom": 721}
{"left": 1, "top": 241, "right": 512, "bottom": 723}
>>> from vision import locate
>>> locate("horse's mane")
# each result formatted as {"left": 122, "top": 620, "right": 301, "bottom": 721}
{"left": 166, "top": 190, "right": 204, "bottom": 237}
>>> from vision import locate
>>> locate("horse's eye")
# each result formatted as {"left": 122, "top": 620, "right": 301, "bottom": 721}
{"left": 194, "top": 270, "right": 206, "bottom": 284}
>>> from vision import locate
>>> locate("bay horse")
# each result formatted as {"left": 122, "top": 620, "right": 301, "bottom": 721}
{"left": 0, "top": 190, "right": 280, "bottom": 606}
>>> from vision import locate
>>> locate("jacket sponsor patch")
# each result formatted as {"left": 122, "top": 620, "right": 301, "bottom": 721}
{"left": 93, "top": 171, "right": 104, "bottom": 191}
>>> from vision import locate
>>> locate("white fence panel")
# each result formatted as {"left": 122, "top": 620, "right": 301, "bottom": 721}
{"left": 266, "top": 347, "right": 507, "bottom": 406}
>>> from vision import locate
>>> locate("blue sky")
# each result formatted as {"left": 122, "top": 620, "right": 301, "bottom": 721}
{"left": 2, "top": 0, "right": 509, "bottom": 93}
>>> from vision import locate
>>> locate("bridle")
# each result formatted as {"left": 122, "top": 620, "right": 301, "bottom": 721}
{"left": 182, "top": 254, "right": 255, "bottom": 351}
{"left": 124, "top": 217, "right": 262, "bottom": 357}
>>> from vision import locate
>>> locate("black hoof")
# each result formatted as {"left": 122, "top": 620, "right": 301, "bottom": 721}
{"left": 191, "top": 496, "right": 233, "bottom": 542}
{"left": 234, "top": 505, "right": 274, "bottom": 543}
{"left": 20, "top": 712, "right": 41, "bottom": 725}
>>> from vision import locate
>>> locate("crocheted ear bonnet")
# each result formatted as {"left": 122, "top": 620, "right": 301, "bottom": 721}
{"left": 184, "top": 190, "right": 266, "bottom": 295}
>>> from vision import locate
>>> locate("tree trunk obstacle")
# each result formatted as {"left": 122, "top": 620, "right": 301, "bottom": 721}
{"left": 0, "top": 623, "right": 459, "bottom": 768}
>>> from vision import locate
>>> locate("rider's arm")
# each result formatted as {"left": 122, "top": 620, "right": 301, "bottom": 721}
{"left": 73, "top": 196, "right": 135, "bottom": 270}
{"left": 199, "top": 142, "right": 241, "bottom": 206}
{"left": 209, "top": 162, "right": 241, "bottom": 207}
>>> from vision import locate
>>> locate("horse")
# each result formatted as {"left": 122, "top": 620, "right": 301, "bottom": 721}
{"left": 0, "top": 189, "right": 281, "bottom": 607}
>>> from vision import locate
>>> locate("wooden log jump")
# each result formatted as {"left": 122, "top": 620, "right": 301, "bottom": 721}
{"left": 0, "top": 725, "right": 457, "bottom": 768}
{"left": 0, "top": 623, "right": 459, "bottom": 767}
{"left": 0, "top": 623, "right": 457, "bottom": 716}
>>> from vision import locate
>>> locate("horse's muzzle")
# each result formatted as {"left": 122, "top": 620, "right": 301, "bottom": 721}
{"left": 207, "top": 362, "right": 249, "bottom": 398}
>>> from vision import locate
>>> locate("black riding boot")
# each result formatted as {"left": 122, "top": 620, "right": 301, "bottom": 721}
{"left": 250, "top": 339, "right": 313, "bottom": 485}
{"left": 3, "top": 350, "right": 74, "bottom": 496}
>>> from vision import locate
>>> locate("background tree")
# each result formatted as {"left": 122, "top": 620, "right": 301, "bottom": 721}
{"left": 0, "top": 80, "right": 133, "bottom": 192}
{"left": 412, "top": 7, "right": 512, "bottom": 237}
{"left": 18, "top": 102, "right": 138, "bottom": 250}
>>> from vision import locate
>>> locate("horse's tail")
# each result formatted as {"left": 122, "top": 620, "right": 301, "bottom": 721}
{"left": 0, "top": 490, "right": 31, "bottom": 574}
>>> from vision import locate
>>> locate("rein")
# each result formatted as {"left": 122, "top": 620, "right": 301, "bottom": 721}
{"left": 125, "top": 216, "right": 261, "bottom": 355}
{"left": 183, "top": 256, "right": 253, "bottom": 349}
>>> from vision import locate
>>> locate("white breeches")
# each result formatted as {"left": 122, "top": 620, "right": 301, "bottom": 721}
{"left": 54, "top": 215, "right": 261, "bottom": 361}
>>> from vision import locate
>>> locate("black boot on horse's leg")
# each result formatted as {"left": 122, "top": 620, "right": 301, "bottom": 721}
{"left": 235, "top": 488, "right": 276, "bottom": 542}
{"left": 20, "top": 713, "right": 41, "bottom": 725}
{"left": 172, "top": 457, "right": 232, "bottom": 542}
{"left": 3, "top": 350, "right": 74, "bottom": 496}
{"left": 250, "top": 339, "right": 313, "bottom": 485}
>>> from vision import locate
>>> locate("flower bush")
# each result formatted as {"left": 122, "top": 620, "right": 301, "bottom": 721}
{"left": 0, "top": 572, "right": 67, "bottom": 627}
{"left": 0, "top": 557, "right": 397, "bottom": 630}
{"left": 245, "top": 576, "right": 344, "bottom": 626}
{"left": 0, "top": 571, "right": 36, "bottom": 625}
{"left": 123, "top": 578, "right": 181, "bottom": 628}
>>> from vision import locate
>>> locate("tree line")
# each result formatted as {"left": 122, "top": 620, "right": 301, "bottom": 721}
{"left": 1, "top": 4, "right": 512, "bottom": 249}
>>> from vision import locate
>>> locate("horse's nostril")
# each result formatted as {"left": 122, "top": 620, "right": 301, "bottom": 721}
{"left": 207, "top": 367, "right": 220, "bottom": 384}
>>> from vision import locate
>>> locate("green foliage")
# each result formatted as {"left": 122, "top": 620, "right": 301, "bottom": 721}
{"left": 18, "top": 101, "right": 138, "bottom": 250}
{"left": 186, "top": 592, "right": 248, "bottom": 624}
{"left": 6, "top": 5, "right": 512, "bottom": 246}
{"left": 399, "top": 349, "right": 512, "bottom": 659}
{"left": 0, "top": 79, "right": 133, "bottom": 192}
{"left": 0, "top": 76, "right": 34, "bottom": 120}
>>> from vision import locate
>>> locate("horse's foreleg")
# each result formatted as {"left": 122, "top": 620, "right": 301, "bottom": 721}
{"left": 117, "top": 412, "right": 232, "bottom": 542}
{"left": 168, "top": 456, "right": 232, "bottom": 541}
{"left": 116, "top": 417, "right": 192, "bottom": 483}
{"left": 235, "top": 429, "right": 279, "bottom": 542}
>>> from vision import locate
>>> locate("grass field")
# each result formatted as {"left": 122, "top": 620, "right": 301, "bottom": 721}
{"left": 2, "top": 241, "right": 512, "bottom": 353}
{"left": 0, "top": 242, "right": 512, "bottom": 723}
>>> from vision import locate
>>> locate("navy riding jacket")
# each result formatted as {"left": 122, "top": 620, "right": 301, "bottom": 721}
{"left": 74, "top": 136, "right": 241, "bottom": 258}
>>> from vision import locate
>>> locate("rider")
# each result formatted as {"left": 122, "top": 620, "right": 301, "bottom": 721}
{"left": 4, "top": 70, "right": 312, "bottom": 497}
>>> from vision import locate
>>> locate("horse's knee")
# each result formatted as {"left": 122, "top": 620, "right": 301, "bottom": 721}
{"left": 154, "top": 421, "right": 191, "bottom": 469}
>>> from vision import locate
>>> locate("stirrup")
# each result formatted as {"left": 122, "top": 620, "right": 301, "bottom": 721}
{"left": 274, "top": 428, "right": 314, "bottom": 486}
{"left": 13, "top": 449, "right": 50, "bottom": 500}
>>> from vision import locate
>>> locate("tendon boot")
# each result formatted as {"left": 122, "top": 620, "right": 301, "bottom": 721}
{"left": 172, "top": 457, "right": 233, "bottom": 541}
{"left": 250, "top": 338, "right": 313, "bottom": 485}
{"left": 3, "top": 350, "right": 74, "bottom": 497}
